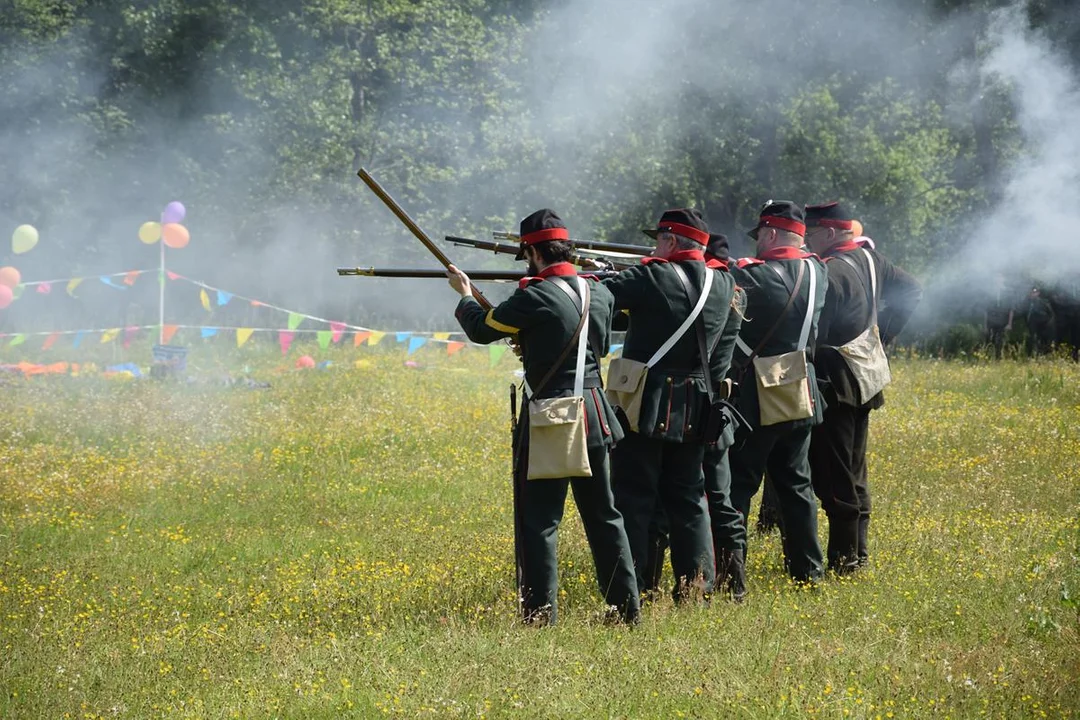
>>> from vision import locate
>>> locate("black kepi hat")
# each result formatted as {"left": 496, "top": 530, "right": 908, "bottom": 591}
{"left": 705, "top": 233, "right": 729, "bottom": 261}
{"left": 804, "top": 201, "right": 855, "bottom": 230}
{"left": 749, "top": 200, "right": 805, "bottom": 239}
{"left": 516, "top": 208, "right": 569, "bottom": 260}
{"left": 642, "top": 208, "right": 710, "bottom": 246}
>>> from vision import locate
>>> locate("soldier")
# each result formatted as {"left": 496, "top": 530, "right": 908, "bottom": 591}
{"left": 804, "top": 202, "right": 922, "bottom": 572}
{"left": 1049, "top": 276, "right": 1080, "bottom": 361}
{"left": 985, "top": 274, "right": 1015, "bottom": 359}
{"left": 728, "top": 201, "right": 827, "bottom": 585}
{"left": 448, "top": 209, "right": 640, "bottom": 625}
{"left": 1025, "top": 287, "right": 1056, "bottom": 356}
{"left": 604, "top": 209, "right": 742, "bottom": 600}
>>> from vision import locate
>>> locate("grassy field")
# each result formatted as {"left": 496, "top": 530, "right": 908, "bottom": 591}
{"left": 1, "top": 347, "right": 1078, "bottom": 718}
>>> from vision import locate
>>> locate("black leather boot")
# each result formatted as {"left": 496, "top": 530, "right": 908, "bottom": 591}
{"left": 827, "top": 521, "right": 860, "bottom": 576}
{"left": 856, "top": 515, "right": 870, "bottom": 567}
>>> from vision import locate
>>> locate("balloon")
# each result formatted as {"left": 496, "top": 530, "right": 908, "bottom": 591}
{"left": 139, "top": 221, "right": 162, "bottom": 244}
{"left": 0, "top": 284, "right": 12, "bottom": 309}
{"left": 12, "top": 225, "right": 38, "bottom": 254}
{"left": 851, "top": 220, "right": 864, "bottom": 237}
{"left": 296, "top": 355, "right": 316, "bottom": 369}
{"left": 0, "top": 266, "right": 21, "bottom": 288}
{"left": 162, "top": 201, "right": 186, "bottom": 224}
{"left": 161, "top": 223, "right": 189, "bottom": 249}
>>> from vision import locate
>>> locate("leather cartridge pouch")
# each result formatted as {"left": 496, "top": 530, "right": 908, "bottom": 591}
{"left": 835, "top": 249, "right": 891, "bottom": 404}
{"left": 527, "top": 277, "right": 592, "bottom": 480}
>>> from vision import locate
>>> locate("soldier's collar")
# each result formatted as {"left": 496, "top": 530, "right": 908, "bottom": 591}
{"left": 758, "top": 246, "right": 814, "bottom": 261}
{"left": 536, "top": 262, "right": 578, "bottom": 278}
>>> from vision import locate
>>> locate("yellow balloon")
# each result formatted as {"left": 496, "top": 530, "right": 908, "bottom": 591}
{"left": 139, "top": 221, "right": 162, "bottom": 244}
{"left": 12, "top": 224, "right": 38, "bottom": 254}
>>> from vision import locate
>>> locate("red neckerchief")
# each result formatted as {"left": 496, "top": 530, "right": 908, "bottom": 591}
{"left": 824, "top": 240, "right": 862, "bottom": 257}
{"left": 705, "top": 255, "right": 729, "bottom": 271}
{"left": 758, "top": 246, "right": 814, "bottom": 261}
{"left": 519, "top": 261, "right": 578, "bottom": 289}
{"left": 667, "top": 249, "right": 705, "bottom": 263}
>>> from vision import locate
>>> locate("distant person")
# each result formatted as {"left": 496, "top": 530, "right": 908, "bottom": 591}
{"left": 1048, "top": 278, "right": 1080, "bottom": 361}
{"left": 985, "top": 275, "right": 1015, "bottom": 359}
{"left": 448, "top": 208, "right": 639, "bottom": 626}
{"left": 1025, "top": 287, "right": 1056, "bottom": 356}
{"left": 804, "top": 202, "right": 921, "bottom": 572}
{"left": 728, "top": 201, "right": 828, "bottom": 587}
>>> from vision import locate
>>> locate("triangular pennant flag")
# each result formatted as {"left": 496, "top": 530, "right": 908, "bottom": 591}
{"left": 66, "top": 278, "right": 83, "bottom": 297}
{"left": 368, "top": 331, "right": 385, "bottom": 346}
{"left": 200, "top": 289, "right": 211, "bottom": 312}
{"left": 447, "top": 341, "right": 465, "bottom": 356}
{"left": 123, "top": 326, "right": 139, "bottom": 348}
{"left": 217, "top": 290, "right": 232, "bottom": 306}
{"left": 330, "top": 322, "right": 346, "bottom": 343}
{"left": 42, "top": 332, "right": 60, "bottom": 350}
{"left": 100, "top": 276, "right": 126, "bottom": 290}
{"left": 162, "top": 325, "right": 179, "bottom": 344}
{"left": 407, "top": 336, "right": 427, "bottom": 355}
{"left": 278, "top": 330, "right": 295, "bottom": 355}
{"left": 489, "top": 344, "right": 508, "bottom": 368}
{"left": 72, "top": 331, "right": 85, "bottom": 349}
{"left": 287, "top": 312, "right": 303, "bottom": 330}
{"left": 123, "top": 271, "right": 139, "bottom": 286}
{"left": 316, "top": 330, "right": 332, "bottom": 350}
{"left": 166, "top": 271, "right": 180, "bottom": 281}
{"left": 433, "top": 332, "right": 451, "bottom": 341}
{"left": 395, "top": 332, "right": 411, "bottom": 343}
{"left": 36, "top": 282, "right": 52, "bottom": 294}
{"left": 608, "top": 344, "right": 624, "bottom": 356}
{"left": 8, "top": 334, "right": 26, "bottom": 347}
{"left": 250, "top": 300, "right": 264, "bottom": 307}
{"left": 101, "top": 328, "right": 120, "bottom": 343}
{"left": 353, "top": 331, "right": 372, "bottom": 347}
{"left": 201, "top": 327, "right": 218, "bottom": 338}
{"left": 236, "top": 328, "right": 254, "bottom": 348}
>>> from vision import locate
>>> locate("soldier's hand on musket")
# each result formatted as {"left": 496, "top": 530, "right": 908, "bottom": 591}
{"left": 579, "top": 257, "right": 610, "bottom": 271}
{"left": 446, "top": 265, "right": 472, "bottom": 297}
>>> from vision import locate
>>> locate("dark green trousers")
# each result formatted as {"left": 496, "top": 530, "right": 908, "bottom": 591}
{"left": 611, "top": 432, "right": 715, "bottom": 596}
{"left": 729, "top": 425, "right": 824, "bottom": 582}
{"left": 517, "top": 444, "right": 640, "bottom": 624}
{"left": 703, "top": 444, "right": 747, "bottom": 557}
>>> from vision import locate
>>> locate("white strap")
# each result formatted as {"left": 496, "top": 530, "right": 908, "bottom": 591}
{"left": 796, "top": 259, "right": 817, "bottom": 351}
{"left": 735, "top": 336, "right": 752, "bottom": 357}
{"left": 573, "top": 277, "right": 588, "bottom": 397}
{"left": 861, "top": 248, "right": 878, "bottom": 322}
{"left": 646, "top": 266, "right": 713, "bottom": 367}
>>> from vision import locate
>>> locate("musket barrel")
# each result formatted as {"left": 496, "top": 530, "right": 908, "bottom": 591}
{"left": 489, "top": 230, "right": 652, "bottom": 256}
{"left": 337, "top": 267, "right": 618, "bottom": 281}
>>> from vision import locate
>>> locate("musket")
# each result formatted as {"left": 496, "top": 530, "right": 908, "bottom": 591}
{"left": 337, "top": 267, "right": 619, "bottom": 280}
{"left": 492, "top": 230, "right": 655, "bottom": 256}
{"left": 356, "top": 168, "right": 493, "bottom": 310}
{"left": 445, "top": 236, "right": 636, "bottom": 271}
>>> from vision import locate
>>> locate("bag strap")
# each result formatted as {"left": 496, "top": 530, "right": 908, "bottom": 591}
{"left": 534, "top": 277, "right": 590, "bottom": 398}
{"left": 646, "top": 263, "right": 713, "bottom": 368}
{"left": 671, "top": 264, "right": 717, "bottom": 402}
{"left": 796, "top": 259, "right": 818, "bottom": 351}
{"left": 837, "top": 249, "right": 879, "bottom": 327}
{"left": 734, "top": 259, "right": 805, "bottom": 365}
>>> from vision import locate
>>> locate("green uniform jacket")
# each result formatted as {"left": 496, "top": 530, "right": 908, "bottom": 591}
{"left": 455, "top": 265, "right": 624, "bottom": 449}
{"left": 603, "top": 255, "right": 742, "bottom": 443}
{"left": 730, "top": 250, "right": 829, "bottom": 431}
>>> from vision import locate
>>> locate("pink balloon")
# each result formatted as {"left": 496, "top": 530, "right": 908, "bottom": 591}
{"left": 0, "top": 284, "right": 12, "bottom": 309}
{"left": 162, "top": 201, "right": 186, "bottom": 224}
{"left": 296, "top": 355, "right": 316, "bottom": 369}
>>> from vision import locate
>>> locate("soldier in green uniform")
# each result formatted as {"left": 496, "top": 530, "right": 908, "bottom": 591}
{"left": 603, "top": 209, "right": 742, "bottom": 599}
{"left": 728, "top": 201, "right": 828, "bottom": 585}
{"left": 448, "top": 209, "right": 640, "bottom": 625}
{"left": 804, "top": 202, "right": 922, "bottom": 572}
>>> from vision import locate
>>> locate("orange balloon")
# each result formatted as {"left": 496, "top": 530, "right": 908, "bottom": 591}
{"left": 851, "top": 220, "right": 864, "bottom": 237}
{"left": 162, "top": 223, "right": 190, "bottom": 249}
{"left": 0, "top": 266, "right": 21, "bottom": 289}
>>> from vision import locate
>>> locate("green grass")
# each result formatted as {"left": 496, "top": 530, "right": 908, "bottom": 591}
{"left": 1, "top": 348, "right": 1078, "bottom": 718}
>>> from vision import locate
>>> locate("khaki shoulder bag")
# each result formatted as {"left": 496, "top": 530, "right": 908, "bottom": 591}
{"left": 834, "top": 248, "right": 891, "bottom": 405}
{"left": 526, "top": 277, "right": 592, "bottom": 480}
{"left": 606, "top": 266, "right": 713, "bottom": 433}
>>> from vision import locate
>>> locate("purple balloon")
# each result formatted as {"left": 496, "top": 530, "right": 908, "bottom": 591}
{"left": 161, "top": 201, "right": 186, "bottom": 224}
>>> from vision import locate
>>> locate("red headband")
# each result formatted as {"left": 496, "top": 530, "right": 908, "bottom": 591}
{"left": 520, "top": 227, "right": 569, "bottom": 246}
{"left": 759, "top": 216, "right": 806, "bottom": 236}
{"left": 816, "top": 219, "right": 854, "bottom": 230}
{"left": 658, "top": 222, "right": 709, "bottom": 245}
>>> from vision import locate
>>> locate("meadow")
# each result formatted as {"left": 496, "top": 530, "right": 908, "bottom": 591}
{"left": 1, "top": 346, "right": 1078, "bottom": 719}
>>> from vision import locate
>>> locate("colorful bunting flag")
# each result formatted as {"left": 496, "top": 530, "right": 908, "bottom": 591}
{"left": 407, "top": 336, "right": 427, "bottom": 355}
{"left": 200, "top": 289, "right": 211, "bottom": 312}
{"left": 278, "top": 330, "right": 295, "bottom": 355}
{"left": 42, "top": 332, "right": 60, "bottom": 350}
{"left": 489, "top": 344, "right": 508, "bottom": 368}
{"left": 201, "top": 327, "right": 218, "bottom": 338}
{"left": 287, "top": 312, "right": 303, "bottom": 330}
{"left": 447, "top": 341, "right": 465, "bottom": 356}
{"left": 251, "top": 300, "right": 264, "bottom": 307}
{"left": 100, "top": 276, "right": 126, "bottom": 290}
{"left": 162, "top": 325, "right": 179, "bottom": 344}
{"left": 217, "top": 290, "right": 232, "bottom": 306}
{"left": 72, "top": 331, "right": 85, "bottom": 349}
{"left": 166, "top": 271, "right": 180, "bottom": 281}
{"left": 433, "top": 332, "right": 451, "bottom": 341}
{"left": 123, "top": 271, "right": 140, "bottom": 286}
{"left": 353, "top": 331, "right": 372, "bottom": 346}
{"left": 395, "top": 332, "right": 411, "bottom": 343}
{"left": 123, "top": 326, "right": 139, "bottom": 348}
{"left": 368, "top": 331, "right": 385, "bottom": 346}
{"left": 66, "top": 278, "right": 83, "bottom": 297}
{"left": 609, "top": 343, "right": 624, "bottom": 356}
{"left": 317, "top": 330, "right": 332, "bottom": 350}
{"left": 36, "top": 282, "right": 52, "bottom": 294}
{"left": 330, "top": 322, "right": 346, "bottom": 343}
{"left": 9, "top": 334, "right": 26, "bottom": 347}
{"left": 236, "top": 328, "right": 254, "bottom": 347}
{"left": 101, "top": 328, "right": 120, "bottom": 344}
